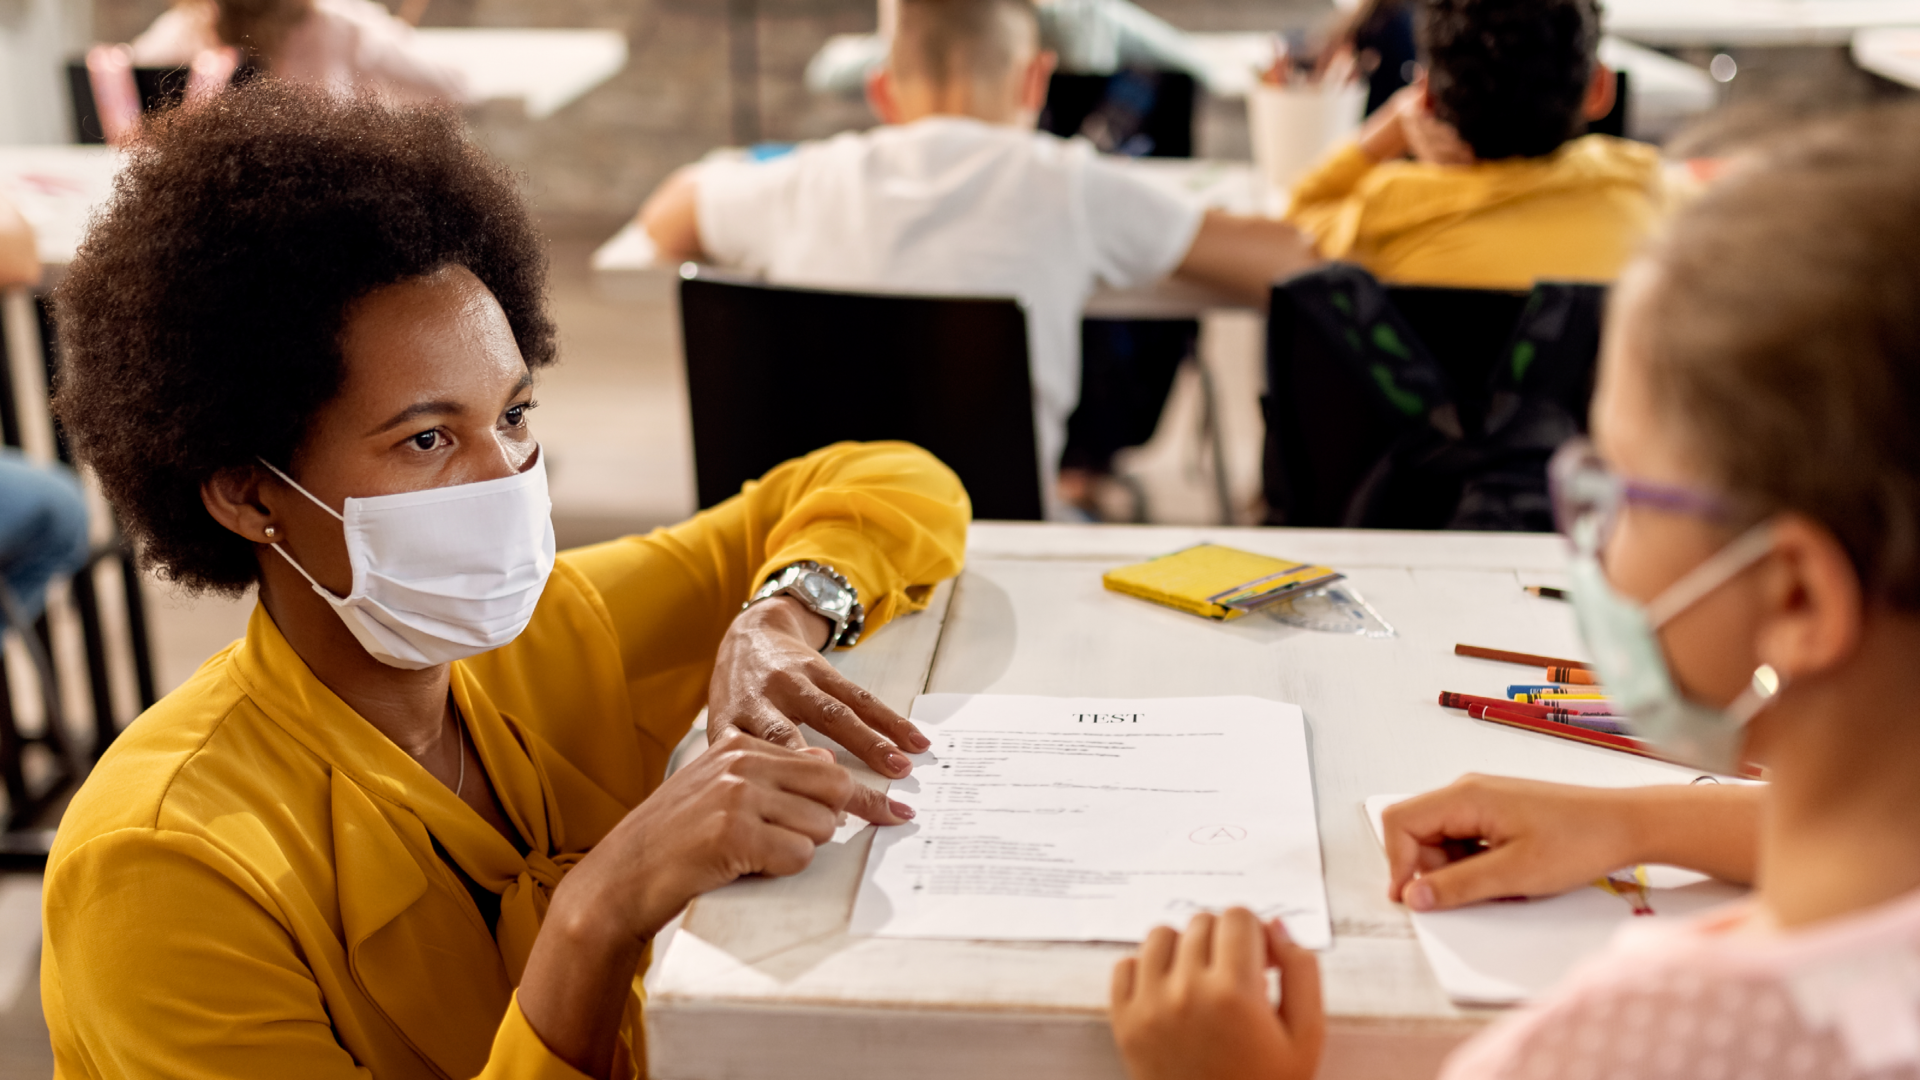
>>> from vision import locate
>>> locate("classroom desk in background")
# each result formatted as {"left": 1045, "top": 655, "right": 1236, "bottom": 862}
{"left": 410, "top": 28, "right": 627, "bottom": 120}
{"left": 1606, "top": 0, "right": 1920, "bottom": 47}
{"left": 1852, "top": 27, "right": 1920, "bottom": 91}
{"left": 645, "top": 521, "right": 1720, "bottom": 1080}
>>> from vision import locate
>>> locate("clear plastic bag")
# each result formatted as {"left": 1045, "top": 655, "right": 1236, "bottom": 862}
{"left": 1263, "top": 580, "right": 1396, "bottom": 638}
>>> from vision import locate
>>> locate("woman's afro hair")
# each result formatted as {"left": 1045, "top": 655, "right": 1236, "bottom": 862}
{"left": 53, "top": 80, "right": 556, "bottom": 595}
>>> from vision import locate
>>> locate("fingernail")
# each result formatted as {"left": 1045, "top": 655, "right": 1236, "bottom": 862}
{"left": 1408, "top": 881, "right": 1436, "bottom": 912}
{"left": 906, "top": 731, "right": 932, "bottom": 751}
{"left": 889, "top": 799, "right": 915, "bottom": 819}
{"left": 1271, "top": 918, "right": 1291, "bottom": 942}
{"left": 884, "top": 752, "right": 911, "bottom": 775}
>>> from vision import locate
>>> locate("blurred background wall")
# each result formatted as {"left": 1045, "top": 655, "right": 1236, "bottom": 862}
{"left": 89, "top": 0, "right": 1333, "bottom": 232}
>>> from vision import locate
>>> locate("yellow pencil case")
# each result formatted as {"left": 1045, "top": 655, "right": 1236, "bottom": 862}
{"left": 1102, "top": 543, "right": 1341, "bottom": 621}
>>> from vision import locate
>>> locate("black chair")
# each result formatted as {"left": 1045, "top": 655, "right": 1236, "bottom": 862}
{"left": 1262, "top": 264, "right": 1606, "bottom": 531}
{"left": 65, "top": 59, "right": 259, "bottom": 144}
{"left": 677, "top": 267, "right": 1045, "bottom": 521}
{"left": 1040, "top": 69, "right": 1196, "bottom": 159}
{"left": 66, "top": 61, "right": 189, "bottom": 144}
{"left": 0, "top": 295, "right": 159, "bottom": 867}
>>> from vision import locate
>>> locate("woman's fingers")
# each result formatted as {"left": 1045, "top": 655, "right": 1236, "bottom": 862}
{"left": 813, "top": 662, "right": 931, "bottom": 751}
{"left": 1380, "top": 784, "right": 1503, "bottom": 901}
{"left": 716, "top": 700, "right": 812, "bottom": 753}
{"left": 781, "top": 676, "right": 915, "bottom": 778}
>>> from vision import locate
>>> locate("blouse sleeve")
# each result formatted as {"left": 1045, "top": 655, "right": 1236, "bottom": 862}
{"left": 41, "top": 829, "right": 588, "bottom": 1080}
{"left": 1283, "top": 140, "right": 1377, "bottom": 258}
{"left": 558, "top": 440, "right": 970, "bottom": 748}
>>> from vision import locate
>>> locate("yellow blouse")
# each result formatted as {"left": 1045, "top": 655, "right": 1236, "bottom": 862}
{"left": 40, "top": 442, "right": 969, "bottom": 1080}
{"left": 1285, "top": 135, "right": 1664, "bottom": 290}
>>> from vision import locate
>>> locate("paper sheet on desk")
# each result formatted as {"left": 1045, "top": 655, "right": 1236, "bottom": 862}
{"left": 850, "top": 694, "right": 1331, "bottom": 947}
{"left": 1364, "top": 794, "right": 1748, "bottom": 1006}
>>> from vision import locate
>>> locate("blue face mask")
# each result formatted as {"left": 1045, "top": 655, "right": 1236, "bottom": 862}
{"left": 1567, "top": 520, "right": 1782, "bottom": 774}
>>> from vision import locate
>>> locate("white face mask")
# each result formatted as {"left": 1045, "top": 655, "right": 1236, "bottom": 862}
{"left": 257, "top": 448, "right": 556, "bottom": 670}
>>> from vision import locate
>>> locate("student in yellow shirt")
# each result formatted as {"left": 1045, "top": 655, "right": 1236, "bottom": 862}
{"left": 42, "top": 82, "right": 966, "bottom": 1080}
{"left": 1287, "top": 0, "right": 1662, "bottom": 289}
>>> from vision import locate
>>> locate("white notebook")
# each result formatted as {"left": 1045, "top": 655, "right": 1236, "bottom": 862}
{"left": 1365, "top": 793, "right": 1748, "bottom": 1005}
{"left": 851, "top": 694, "right": 1332, "bottom": 947}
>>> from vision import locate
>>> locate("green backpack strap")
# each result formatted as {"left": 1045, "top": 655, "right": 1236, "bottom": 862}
{"left": 1283, "top": 263, "right": 1453, "bottom": 421}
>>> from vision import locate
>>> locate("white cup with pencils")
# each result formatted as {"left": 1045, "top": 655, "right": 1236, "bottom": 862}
{"left": 1247, "top": 46, "right": 1367, "bottom": 210}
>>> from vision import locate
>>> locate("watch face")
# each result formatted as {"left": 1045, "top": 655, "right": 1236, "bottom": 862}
{"left": 798, "top": 572, "right": 850, "bottom": 612}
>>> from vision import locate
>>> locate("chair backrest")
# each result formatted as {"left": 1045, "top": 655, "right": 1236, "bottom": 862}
{"left": 1039, "top": 69, "right": 1196, "bottom": 158}
{"left": 678, "top": 269, "right": 1044, "bottom": 521}
{"left": 1263, "top": 266, "right": 1605, "bottom": 531}
{"left": 66, "top": 61, "right": 192, "bottom": 144}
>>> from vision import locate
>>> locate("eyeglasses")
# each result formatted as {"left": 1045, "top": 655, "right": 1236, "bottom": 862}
{"left": 1547, "top": 438, "right": 1733, "bottom": 552}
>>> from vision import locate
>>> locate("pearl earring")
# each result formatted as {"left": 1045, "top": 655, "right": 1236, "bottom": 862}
{"left": 263, "top": 526, "right": 277, "bottom": 540}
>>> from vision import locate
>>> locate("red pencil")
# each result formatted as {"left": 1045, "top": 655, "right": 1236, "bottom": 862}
{"left": 1455, "top": 644, "right": 1591, "bottom": 670}
{"left": 1438, "top": 691, "right": 1620, "bottom": 719}
{"left": 1473, "top": 704, "right": 1764, "bottom": 781}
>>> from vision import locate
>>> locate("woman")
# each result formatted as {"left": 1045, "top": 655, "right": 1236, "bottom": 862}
{"left": 43, "top": 83, "right": 967, "bottom": 1079}
{"left": 129, "top": 0, "right": 466, "bottom": 105}
{"left": 1108, "top": 104, "right": 1920, "bottom": 1079}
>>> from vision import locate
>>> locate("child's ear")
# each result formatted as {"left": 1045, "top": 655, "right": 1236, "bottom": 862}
{"left": 1021, "top": 49, "right": 1058, "bottom": 117}
{"left": 865, "top": 67, "right": 902, "bottom": 124}
{"left": 1583, "top": 62, "right": 1618, "bottom": 122}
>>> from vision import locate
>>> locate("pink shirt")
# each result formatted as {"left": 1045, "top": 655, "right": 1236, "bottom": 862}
{"left": 1441, "top": 886, "right": 1920, "bottom": 1079}
{"left": 130, "top": 0, "right": 467, "bottom": 105}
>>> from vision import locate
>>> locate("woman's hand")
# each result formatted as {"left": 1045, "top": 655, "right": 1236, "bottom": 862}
{"left": 709, "top": 595, "right": 931, "bottom": 789}
{"left": 1383, "top": 775, "right": 1763, "bottom": 912}
{"left": 523, "top": 730, "right": 898, "bottom": 1077}
{"left": 1110, "top": 909, "right": 1324, "bottom": 1080}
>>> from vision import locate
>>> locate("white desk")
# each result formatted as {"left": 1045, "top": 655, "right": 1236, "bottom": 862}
{"left": 1852, "top": 27, "right": 1920, "bottom": 89}
{"left": 411, "top": 28, "right": 628, "bottom": 119}
{"left": 0, "top": 145, "right": 120, "bottom": 274}
{"left": 591, "top": 157, "right": 1259, "bottom": 318}
{"left": 1607, "top": 0, "right": 1920, "bottom": 47}
{"left": 646, "top": 522, "right": 1718, "bottom": 1080}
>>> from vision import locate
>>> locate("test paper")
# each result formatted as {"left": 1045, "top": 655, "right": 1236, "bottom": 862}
{"left": 851, "top": 694, "right": 1332, "bottom": 947}
{"left": 1365, "top": 794, "right": 1749, "bottom": 1005}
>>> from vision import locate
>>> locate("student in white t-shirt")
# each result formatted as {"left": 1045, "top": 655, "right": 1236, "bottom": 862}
{"left": 639, "top": 0, "right": 1311, "bottom": 518}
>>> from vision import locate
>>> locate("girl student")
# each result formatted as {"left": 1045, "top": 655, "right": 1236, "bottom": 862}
{"left": 1110, "top": 102, "right": 1920, "bottom": 1080}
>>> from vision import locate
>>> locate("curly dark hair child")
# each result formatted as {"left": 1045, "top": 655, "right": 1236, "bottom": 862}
{"left": 53, "top": 80, "right": 556, "bottom": 595}
{"left": 1420, "top": 0, "right": 1604, "bottom": 160}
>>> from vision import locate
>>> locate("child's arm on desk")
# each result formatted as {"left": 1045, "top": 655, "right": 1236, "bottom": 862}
{"left": 1382, "top": 776, "right": 1763, "bottom": 912}
{"left": 1173, "top": 210, "right": 1318, "bottom": 308}
{"left": 638, "top": 164, "right": 706, "bottom": 263}
{"left": 0, "top": 195, "right": 39, "bottom": 288}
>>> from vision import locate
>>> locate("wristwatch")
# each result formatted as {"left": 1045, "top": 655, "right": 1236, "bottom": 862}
{"left": 745, "top": 560, "right": 866, "bottom": 651}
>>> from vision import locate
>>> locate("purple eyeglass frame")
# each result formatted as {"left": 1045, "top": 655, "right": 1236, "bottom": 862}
{"left": 1548, "top": 438, "right": 1733, "bottom": 545}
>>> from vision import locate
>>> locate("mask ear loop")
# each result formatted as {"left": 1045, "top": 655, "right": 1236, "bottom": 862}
{"left": 1643, "top": 522, "right": 1789, "bottom": 739}
{"left": 255, "top": 457, "right": 351, "bottom": 602}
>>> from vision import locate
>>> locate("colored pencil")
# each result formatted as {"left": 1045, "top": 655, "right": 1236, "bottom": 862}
{"left": 1455, "top": 644, "right": 1591, "bottom": 670}
{"left": 1438, "top": 691, "right": 1622, "bottom": 718}
{"left": 1524, "top": 585, "right": 1569, "bottom": 601}
{"left": 1474, "top": 705, "right": 1764, "bottom": 780}
{"left": 1467, "top": 702, "right": 1632, "bottom": 736}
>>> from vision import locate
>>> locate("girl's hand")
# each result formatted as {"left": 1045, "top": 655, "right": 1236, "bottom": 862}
{"left": 1383, "top": 775, "right": 1763, "bottom": 911}
{"left": 1382, "top": 775, "right": 1642, "bottom": 911}
{"left": 1110, "top": 909, "right": 1324, "bottom": 1080}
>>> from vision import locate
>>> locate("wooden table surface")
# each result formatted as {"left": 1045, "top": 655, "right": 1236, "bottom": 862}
{"left": 645, "top": 522, "right": 1717, "bottom": 1080}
